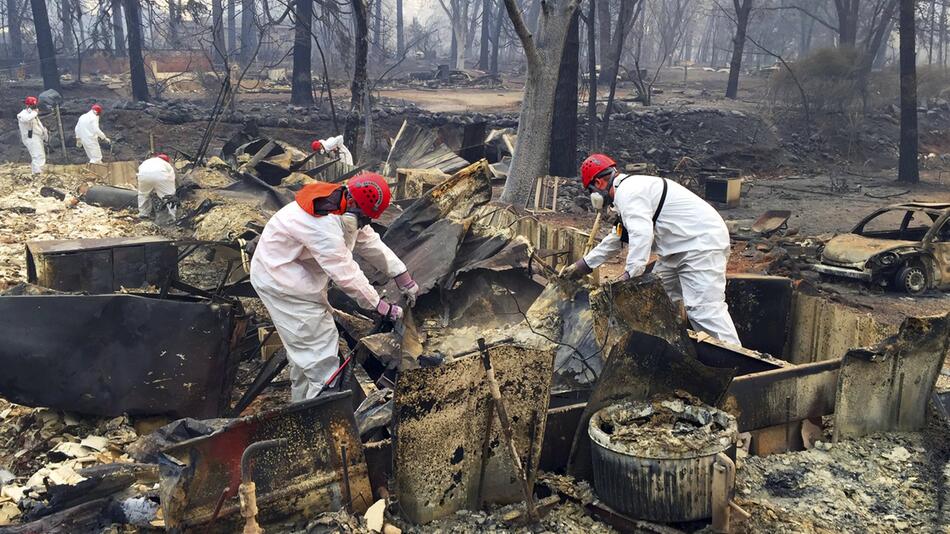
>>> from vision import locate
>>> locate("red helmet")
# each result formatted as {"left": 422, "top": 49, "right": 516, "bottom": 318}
{"left": 156, "top": 153, "right": 171, "bottom": 163}
{"left": 24, "top": 96, "right": 37, "bottom": 107}
{"left": 91, "top": 104, "right": 102, "bottom": 114}
{"left": 580, "top": 153, "right": 617, "bottom": 189}
{"left": 310, "top": 140, "right": 323, "bottom": 152}
{"left": 347, "top": 172, "right": 391, "bottom": 219}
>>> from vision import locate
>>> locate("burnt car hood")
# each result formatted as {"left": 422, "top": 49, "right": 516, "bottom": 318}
{"left": 822, "top": 233, "right": 919, "bottom": 266}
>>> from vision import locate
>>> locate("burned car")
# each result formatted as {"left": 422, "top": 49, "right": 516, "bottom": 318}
{"left": 813, "top": 203, "right": 950, "bottom": 294}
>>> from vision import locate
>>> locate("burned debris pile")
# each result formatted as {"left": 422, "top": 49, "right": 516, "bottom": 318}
{"left": 0, "top": 125, "right": 948, "bottom": 534}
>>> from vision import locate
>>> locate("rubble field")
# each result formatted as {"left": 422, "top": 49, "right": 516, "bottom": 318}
{"left": 1, "top": 78, "right": 950, "bottom": 534}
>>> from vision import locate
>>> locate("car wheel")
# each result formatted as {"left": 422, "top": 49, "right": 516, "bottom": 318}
{"left": 894, "top": 264, "right": 929, "bottom": 295}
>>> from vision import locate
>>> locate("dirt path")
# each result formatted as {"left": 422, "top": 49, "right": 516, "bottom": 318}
{"left": 378, "top": 87, "right": 525, "bottom": 112}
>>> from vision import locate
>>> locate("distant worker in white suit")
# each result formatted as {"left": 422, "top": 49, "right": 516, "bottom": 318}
{"left": 75, "top": 104, "right": 111, "bottom": 164}
{"left": 311, "top": 135, "right": 353, "bottom": 166}
{"left": 137, "top": 153, "right": 177, "bottom": 219}
{"left": 17, "top": 96, "right": 48, "bottom": 174}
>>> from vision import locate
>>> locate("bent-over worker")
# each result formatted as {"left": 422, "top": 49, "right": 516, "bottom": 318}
{"left": 311, "top": 135, "right": 353, "bottom": 166}
{"left": 136, "top": 153, "right": 177, "bottom": 219}
{"left": 250, "top": 173, "right": 419, "bottom": 401}
{"left": 75, "top": 104, "right": 110, "bottom": 164}
{"left": 563, "top": 153, "right": 741, "bottom": 346}
{"left": 17, "top": 96, "right": 48, "bottom": 174}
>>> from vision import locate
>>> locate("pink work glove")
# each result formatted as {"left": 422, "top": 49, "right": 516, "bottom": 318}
{"left": 394, "top": 271, "right": 419, "bottom": 305}
{"left": 377, "top": 298, "right": 403, "bottom": 321}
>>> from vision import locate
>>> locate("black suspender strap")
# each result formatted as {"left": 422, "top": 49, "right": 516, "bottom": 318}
{"left": 652, "top": 178, "right": 668, "bottom": 224}
{"left": 618, "top": 177, "right": 668, "bottom": 243}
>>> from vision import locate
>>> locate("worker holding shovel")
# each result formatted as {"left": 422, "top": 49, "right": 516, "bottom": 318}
{"left": 250, "top": 173, "right": 418, "bottom": 402}
{"left": 562, "top": 153, "right": 741, "bottom": 346}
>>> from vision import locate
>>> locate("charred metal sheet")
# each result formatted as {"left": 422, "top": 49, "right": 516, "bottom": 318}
{"left": 591, "top": 276, "right": 695, "bottom": 359}
{"left": 382, "top": 160, "right": 492, "bottom": 252}
{"left": 80, "top": 184, "right": 137, "bottom": 209}
{"left": 750, "top": 210, "right": 791, "bottom": 235}
{"left": 393, "top": 343, "right": 554, "bottom": 524}
{"left": 833, "top": 314, "right": 950, "bottom": 440}
{"left": 434, "top": 269, "right": 543, "bottom": 331}
{"left": 567, "top": 331, "right": 734, "bottom": 482}
{"left": 368, "top": 160, "right": 492, "bottom": 297}
{"left": 692, "top": 331, "right": 787, "bottom": 375}
{"left": 539, "top": 402, "right": 586, "bottom": 473}
{"left": 722, "top": 359, "right": 840, "bottom": 432}
{"left": 389, "top": 218, "right": 469, "bottom": 296}
{"left": 26, "top": 237, "right": 178, "bottom": 293}
{"left": 0, "top": 294, "right": 243, "bottom": 418}
{"left": 159, "top": 392, "right": 371, "bottom": 532}
{"left": 526, "top": 281, "right": 602, "bottom": 392}
{"left": 725, "top": 274, "right": 794, "bottom": 358}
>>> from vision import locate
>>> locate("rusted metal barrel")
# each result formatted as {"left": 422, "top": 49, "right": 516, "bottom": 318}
{"left": 588, "top": 398, "right": 738, "bottom": 522}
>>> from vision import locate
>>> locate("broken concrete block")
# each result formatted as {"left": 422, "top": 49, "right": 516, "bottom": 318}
{"left": 365, "top": 499, "right": 386, "bottom": 532}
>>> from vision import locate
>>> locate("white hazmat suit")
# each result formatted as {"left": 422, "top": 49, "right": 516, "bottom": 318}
{"left": 584, "top": 174, "right": 741, "bottom": 346}
{"left": 316, "top": 135, "right": 354, "bottom": 166}
{"left": 17, "top": 108, "right": 47, "bottom": 174}
{"left": 75, "top": 110, "right": 109, "bottom": 164}
{"left": 136, "top": 157, "right": 177, "bottom": 218}
{"left": 250, "top": 203, "right": 406, "bottom": 401}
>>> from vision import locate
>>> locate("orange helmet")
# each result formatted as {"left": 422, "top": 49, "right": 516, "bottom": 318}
{"left": 580, "top": 153, "right": 617, "bottom": 189}
{"left": 347, "top": 172, "right": 391, "bottom": 219}
{"left": 24, "top": 96, "right": 37, "bottom": 107}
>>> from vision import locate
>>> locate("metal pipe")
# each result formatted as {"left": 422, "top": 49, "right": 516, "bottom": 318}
{"left": 241, "top": 438, "right": 288, "bottom": 483}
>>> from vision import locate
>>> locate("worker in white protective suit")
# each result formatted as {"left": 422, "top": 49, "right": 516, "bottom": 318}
{"left": 17, "top": 96, "right": 48, "bottom": 174}
{"left": 75, "top": 104, "right": 111, "bottom": 164}
{"left": 311, "top": 135, "right": 353, "bottom": 166}
{"left": 136, "top": 153, "right": 177, "bottom": 219}
{"left": 250, "top": 172, "right": 419, "bottom": 401}
{"left": 562, "top": 153, "right": 741, "bottom": 346}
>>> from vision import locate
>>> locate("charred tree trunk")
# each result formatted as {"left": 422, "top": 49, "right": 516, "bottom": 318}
{"left": 372, "top": 0, "right": 381, "bottom": 53}
{"left": 112, "top": 0, "right": 125, "bottom": 54}
{"left": 7, "top": 0, "right": 22, "bottom": 60}
{"left": 396, "top": 0, "right": 404, "bottom": 55}
{"left": 240, "top": 0, "right": 257, "bottom": 66}
{"left": 490, "top": 0, "right": 503, "bottom": 74}
{"left": 345, "top": 0, "right": 369, "bottom": 155}
{"left": 898, "top": 0, "right": 919, "bottom": 183}
{"left": 835, "top": 0, "right": 859, "bottom": 47}
{"left": 124, "top": 0, "right": 149, "bottom": 101}
{"left": 167, "top": 0, "right": 178, "bottom": 47}
{"left": 596, "top": 0, "right": 610, "bottom": 79}
{"left": 291, "top": 0, "right": 315, "bottom": 106}
{"left": 586, "top": 0, "right": 597, "bottom": 150}
{"left": 725, "top": 0, "right": 752, "bottom": 99}
{"left": 939, "top": 0, "right": 947, "bottom": 67}
{"left": 212, "top": 0, "right": 227, "bottom": 65}
{"left": 499, "top": 0, "right": 580, "bottom": 204}
{"left": 478, "top": 0, "right": 491, "bottom": 70}
{"left": 60, "top": 0, "right": 76, "bottom": 52}
{"left": 550, "top": 12, "right": 579, "bottom": 176}
{"left": 30, "top": 0, "right": 60, "bottom": 90}
{"left": 227, "top": 0, "right": 236, "bottom": 54}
